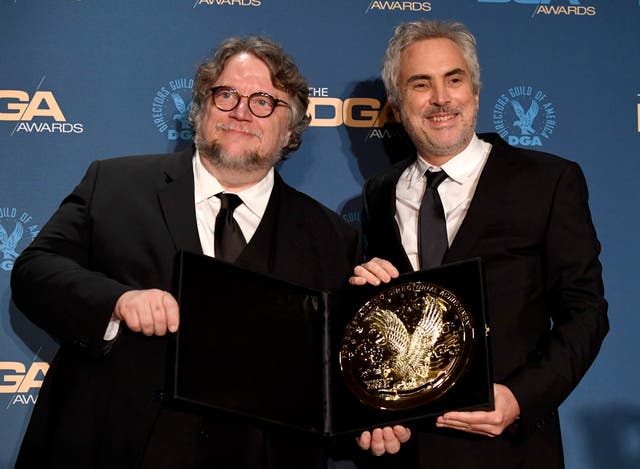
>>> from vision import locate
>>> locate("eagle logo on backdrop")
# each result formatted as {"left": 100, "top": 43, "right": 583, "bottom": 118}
{"left": 0, "top": 208, "right": 39, "bottom": 272}
{"left": 511, "top": 99, "right": 538, "bottom": 136}
{"left": 492, "top": 85, "right": 557, "bottom": 148}
{"left": 151, "top": 78, "right": 194, "bottom": 142}
{"left": 0, "top": 221, "right": 23, "bottom": 262}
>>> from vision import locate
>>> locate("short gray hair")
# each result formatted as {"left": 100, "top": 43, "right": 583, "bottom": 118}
{"left": 381, "top": 20, "right": 481, "bottom": 107}
{"left": 189, "top": 36, "right": 311, "bottom": 157}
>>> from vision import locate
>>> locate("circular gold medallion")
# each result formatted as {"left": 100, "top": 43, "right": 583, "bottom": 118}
{"left": 340, "top": 282, "right": 475, "bottom": 410}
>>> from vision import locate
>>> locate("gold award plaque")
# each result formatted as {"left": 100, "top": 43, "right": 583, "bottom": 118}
{"left": 340, "top": 282, "right": 475, "bottom": 410}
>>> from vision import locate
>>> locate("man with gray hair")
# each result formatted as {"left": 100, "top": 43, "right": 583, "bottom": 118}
{"left": 12, "top": 36, "right": 360, "bottom": 468}
{"left": 351, "top": 20, "right": 608, "bottom": 468}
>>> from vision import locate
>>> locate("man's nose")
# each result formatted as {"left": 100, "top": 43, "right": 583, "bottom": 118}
{"left": 430, "top": 83, "right": 451, "bottom": 106}
{"left": 229, "top": 97, "right": 252, "bottom": 120}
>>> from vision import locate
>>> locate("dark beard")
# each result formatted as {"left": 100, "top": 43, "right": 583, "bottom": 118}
{"left": 194, "top": 134, "right": 282, "bottom": 172}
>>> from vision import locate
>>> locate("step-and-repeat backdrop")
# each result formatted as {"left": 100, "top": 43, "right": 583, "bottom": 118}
{"left": 2, "top": 1, "right": 638, "bottom": 467}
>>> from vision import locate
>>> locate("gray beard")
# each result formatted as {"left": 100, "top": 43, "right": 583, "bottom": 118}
{"left": 400, "top": 104, "right": 478, "bottom": 159}
{"left": 194, "top": 134, "right": 282, "bottom": 172}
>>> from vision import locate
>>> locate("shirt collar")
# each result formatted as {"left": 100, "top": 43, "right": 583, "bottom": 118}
{"left": 193, "top": 150, "right": 274, "bottom": 218}
{"left": 413, "top": 134, "right": 491, "bottom": 185}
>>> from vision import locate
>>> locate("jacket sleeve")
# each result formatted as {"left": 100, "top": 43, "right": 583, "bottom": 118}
{"left": 11, "top": 160, "right": 131, "bottom": 358}
{"left": 503, "top": 161, "right": 609, "bottom": 435}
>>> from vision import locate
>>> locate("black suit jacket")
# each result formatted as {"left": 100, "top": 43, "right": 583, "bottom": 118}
{"left": 361, "top": 133, "right": 608, "bottom": 468}
{"left": 11, "top": 148, "right": 361, "bottom": 469}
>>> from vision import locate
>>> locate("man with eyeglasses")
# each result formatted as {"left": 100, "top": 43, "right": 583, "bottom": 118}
{"left": 11, "top": 36, "right": 361, "bottom": 469}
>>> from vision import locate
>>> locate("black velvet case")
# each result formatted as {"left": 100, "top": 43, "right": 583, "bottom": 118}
{"left": 168, "top": 250, "right": 493, "bottom": 437}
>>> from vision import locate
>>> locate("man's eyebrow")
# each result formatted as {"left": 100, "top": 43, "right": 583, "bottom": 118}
{"left": 406, "top": 74, "right": 431, "bottom": 84}
{"left": 406, "top": 68, "right": 467, "bottom": 84}
{"left": 445, "top": 68, "right": 467, "bottom": 78}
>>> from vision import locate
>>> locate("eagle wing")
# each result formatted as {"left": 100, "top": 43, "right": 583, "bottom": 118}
{"left": 406, "top": 297, "right": 443, "bottom": 371}
{"left": 7, "top": 222, "right": 23, "bottom": 251}
{"left": 512, "top": 100, "right": 526, "bottom": 121}
{"left": 171, "top": 92, "right": 186, "bottom": 114}
{"left": 0, "top": 224, "right": 7, "bottom": 248}
{"left": 369, "top": 307, "right": 410, "bottom": 357}
{"left": 525, "top": 99, "right": 539, "bottom": 124}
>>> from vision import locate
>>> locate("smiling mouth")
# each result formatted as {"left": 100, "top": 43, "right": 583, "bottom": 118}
{"left": 428, "top": 114, "right": 457, "bottom": 123}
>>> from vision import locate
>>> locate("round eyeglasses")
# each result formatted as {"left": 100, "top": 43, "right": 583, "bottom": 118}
{"left": 209, "top": 86, "right": 290, "bottom": 118}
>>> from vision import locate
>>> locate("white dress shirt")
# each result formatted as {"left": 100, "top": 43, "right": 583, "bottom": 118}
{"left": 395, "top": 134, "right": 492, "bottom": 271}
{"left": 193, "top": 150, "right": 273, "bottom": 257}
{"left": 104, "top": 150, "right": 273, "bottom": 340}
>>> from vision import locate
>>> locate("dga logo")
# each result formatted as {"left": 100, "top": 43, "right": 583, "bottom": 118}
{"left": 365, "top": 1, "right": 432, "bottom": 12}
{"left": 307, "top": 87, "right": 401, "bottom": 139}
{"left": 1, "top": 84, "right": 85, "bottom": 135}
{"left": 195, "top": 0, "right": 261, "bottom": 7}
{"left": 1, "top": 361, "right": 48, "bottom": 406}
{"left": 0, "top": 208, "right": 39, "bottom": 272}
{"left": 478, "top": 0, "right": 596, "bottom": 16}
{"left": 152, "top": 78, "right": 194, "bottom": 141}
{"left": 492, "top": 85, "right": 556, "bottom": 147}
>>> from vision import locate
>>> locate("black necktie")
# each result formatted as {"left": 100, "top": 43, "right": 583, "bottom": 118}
{"left": 214, "top": 193, "right": 247, "bottom": 263}
{"left": 418, "top": 169, "right": 448, "bottom": 269}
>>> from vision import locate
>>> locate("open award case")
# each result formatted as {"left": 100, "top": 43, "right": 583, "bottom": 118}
{"left": 168, "top": 250, "right": 494, "bottom": 437}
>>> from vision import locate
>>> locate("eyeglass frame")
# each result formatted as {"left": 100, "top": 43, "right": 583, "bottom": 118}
{"left": 209, "top": 85, "right": 291, "bottom": 118}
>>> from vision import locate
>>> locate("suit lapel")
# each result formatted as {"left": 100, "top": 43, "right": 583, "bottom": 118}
{"left": 371, "top": 158, "right": 415, "bottom": 272}
{"left": 445, "top": 135, "right": 511, "bottom": 262}
{"left": 157, "top": 148, "right": 203, "bottom": 255}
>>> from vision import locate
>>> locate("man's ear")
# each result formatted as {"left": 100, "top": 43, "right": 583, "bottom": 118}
{"left": 391, "top": 105, "right": 401, "bottom": 122}
{"left": 282, "top": 128, "right": 292, "bottom": 148}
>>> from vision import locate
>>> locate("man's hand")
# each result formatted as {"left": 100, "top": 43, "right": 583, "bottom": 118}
{"left": 436, "top": 383, "right": 520, "bottom": 437}
{"left": 357, "top": 426, "right": 411, "bottom": 456}
{"left": 349, "top": 257, "right": 400, "bottom": 286}
{"left": 114, "top": 289, "right": 179, "bottom": 336}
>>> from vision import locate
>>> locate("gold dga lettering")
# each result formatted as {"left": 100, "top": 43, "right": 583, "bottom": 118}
{"left": 308, "top": 97, "right": 343, "bottom": 127}
{"left": 344, "top": 98, "right": 380, "bottom": 128}
{"left": 22, "top": 91, "right": 66, "bottom": 121}
{"left": 17, "top": 362, "right": 49, "bottom": 393}
{"left": 376, "top": 101, "right": 399, "bottom": 126}
{"left": 0, "top": 90, "right": 29, "bottom": 120}
{"left": 308, "top": 97, "right": 399, "bottom": 128}
{"left": 0, "top": 362, "right": 25, "bottom": 392}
